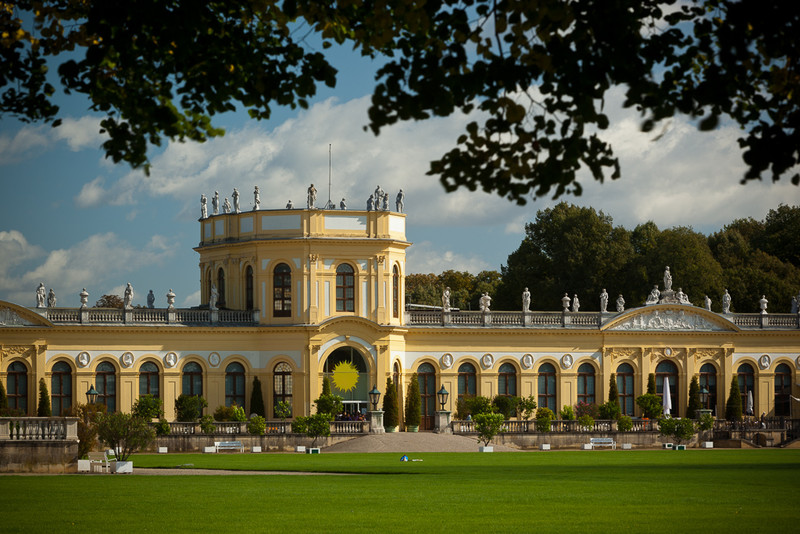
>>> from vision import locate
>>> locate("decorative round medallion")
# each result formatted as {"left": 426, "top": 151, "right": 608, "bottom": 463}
{"left": 482, "top": 353, "right": 494, "bottom": 368}
{"left": 796, "top": 355, "right": 800, "bottom": 369}
{"left": 440, "top": 353, "right": 453, "bottom": 369}
{"left": 209, "top": 352, "right": 221, "bottom": 367}
{"left": 77, "top": 351, "right": 90, "bottom": 368}
{"left": 521, "top": 354, "right": 533, "bottom": 369}
{"left": 121, "top": 352, "right": 134, "bottom": 368}
{"left": 561, "top": 354, "right": 574, "bottom": 369}
{"left": 758, "top": 354, "right": 771, "bottom": 370}
{"left": 164, "top": 352, "right": 177, "bottom": 368}
{"left": 664, "top": 348, "right": 673, "bottom": 357}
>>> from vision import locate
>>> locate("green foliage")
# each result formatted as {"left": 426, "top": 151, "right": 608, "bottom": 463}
{"left": 577, "top": 414, "right": 595, "bottom": 429}
{"left": 68, "top": 403, "right": 106, "bottom": 458}
{"left": 636, "top": 394, "right": 663, "bottom": 419}
{"left": 199, "top": 415, "right": 215, "bottom": 434}
{"left": 382, "top": 378, "right": 400, "bottom": 428}
{"left": 617, "top": 415, "right": 633, "bottom": 432}
{"left": 404, "top": 373, "right": 421, "bottom": 427}
{"left": 274, "top": 400, "right": 292, "bottom": 422}
{"left": 725, "top": 376, "right": 743, "bottom": 422}
{"left": 37, "top": 378, "right": 51, "bottom": 417}
{"left": 175, "top": 395, "right": 207, "bottom": 422}
{"left": 492, "top": 395, "right": 520, "bottom": 420}
{"left": 247, "top": 415, "right": 266, "bottom": 435}
{"left": 518, "top": 396, "right": 538, "bottom": 421}
{"left": 0, "top": 380, "right": 8, "bottom": 413}
{"left": 94, "top": 294, "right": 124, "bottom": 308}
{"left": 474, "top": 412, "right": 506, "bottom": 446}
{"left": 647, "top": 374, "right": 657, "bottom": 395}
{"left": 213, "top": 404, "right": 246, "bottom": 422}
{"left": 322, "top": 376, "right": 332, "bottom": 396}
{"left": 456, "top": 396, "right": 494, "bottom": 419}
{"left": 608, "top": 373, "right": 620, "bottom": 406}
{"left": 132, "top": 394, "right": 164, "bottom": 420}
{"left": 697, "top": 413, "right": 715, "bottom": 432}
{"left": 305, "top": 413, "right": 332, "bottom": 447}
{"left": 687, "top": 377, "right": 702, "bottom": 418}
{"left": 598, "top": 401, "right": 621, "bottom": 421}
{"left": 658, "top": 417, "right": 696, "bottom": 445}
{"left": 315, "top": 378, "right": 343, "bottom": 416}
{"left": 559, "top": 405, "right": 575, "bottom": 421}
{"left": 291, "top": 416, "right": 308, "bottom": 434}
{"left": 535, "top": 407, "right": 555, "bottom": 433}
{"left": 250, "top": 377, "right": 265, "bottom": 418}
{"left": 155, "top": 418, "right": 171, "bottom": 436}
{"left": 96, "top": 412, "right": 155, "bottom": 461}
{"left": 574, "top": 401, "right": 599, "bottom": 419}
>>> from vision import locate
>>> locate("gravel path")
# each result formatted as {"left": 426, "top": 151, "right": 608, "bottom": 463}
{"left": 324, "top": 432, "right": 520, "bottom": 453}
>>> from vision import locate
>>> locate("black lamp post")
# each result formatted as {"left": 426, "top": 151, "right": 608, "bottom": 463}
{"left": 86, "top": 384, "right": 99, "bottom": 405}
{"left": 369, "top": 385, "right": 381, "bottom": 410}
{"left": 437, "top": 385, "right": 449, "bottom": 410}
{"left": 700, "top": 385, "right": 709, "bottom": 409}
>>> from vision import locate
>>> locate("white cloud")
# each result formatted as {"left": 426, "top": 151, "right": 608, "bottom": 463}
{"left": 0, "top": 230, "right": 44, "bottom": 290}
{"left": 181, "top": 289, "right": 201, "bottom": 308}
{"left": 406, "top": 241, "right": 491, "bottom": 274}
{"left": 51, "top": 116, "right": 106, "bottom": 152}
{"left": 0, "top": 116, "right": 107, "bottom": 165}
{"left": 0, "top": 126, "right": 50, "bottom": 164}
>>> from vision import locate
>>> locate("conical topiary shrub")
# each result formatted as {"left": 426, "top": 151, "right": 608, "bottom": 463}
{"left": 404, "top": 373, "right": 421, "bottom": 430}
{"left": 725, "top": 376, "right": 743, "bottom": 421}
{"left": 383, "top": 377, "right": 400, "bottom": 431}
{"left": 250, "top": 376, "right": 265, "bottom": 417}
{"left": 37, "top": 378, "right": 51, "bottom": 417}
{"left": 687, "top": 376, "right": 701, "bottom": 418}
{"left": 647, "top": 373, "right": 657, "bottom": 395}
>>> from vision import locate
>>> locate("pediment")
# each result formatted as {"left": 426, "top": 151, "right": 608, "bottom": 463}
{"left": 602, "top": 305, "right": 738, "bottom": 332}
{"left": 0, "top": 301, "right": 53, "bottom": 327}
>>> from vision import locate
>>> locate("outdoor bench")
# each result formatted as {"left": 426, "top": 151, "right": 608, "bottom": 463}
{"left": 215, "top": 440, "right": 245, "bottom": 453}
{"left": 87, "top": 451, "right": 112, "bottom": 473}
{"left": 589, "top": 437, "right": 616, "bottom": 450}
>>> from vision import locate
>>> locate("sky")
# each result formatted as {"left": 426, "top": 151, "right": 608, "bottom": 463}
{"left": 0, "top": 36, "right": 797, "bottom": 310}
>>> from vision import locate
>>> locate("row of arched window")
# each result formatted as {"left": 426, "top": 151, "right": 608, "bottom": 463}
{"left": 412, "top": 360, "right": 795, "bottom": 417}
{"left": 206, "top": 262, "right": 401, "bottom": 319}
{"left": 3, "top": 360, "right": 294, "bottom": 418}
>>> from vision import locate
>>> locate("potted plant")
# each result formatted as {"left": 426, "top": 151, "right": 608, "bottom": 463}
{"left": 383, "top": 377, "right": 400, "bottom": 432}
{"left": 96, "top": 412, "right": 155, "bottom": 473}
{"left": 474, "top": 412, "right": 505, "bottom": 452}
{"left": 404, "top": 373, "right": 421, "bottom": 432}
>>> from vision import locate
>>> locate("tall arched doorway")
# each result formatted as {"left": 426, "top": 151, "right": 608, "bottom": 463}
{"left": 323, "top": 347, "right": 370, "bottom": 416}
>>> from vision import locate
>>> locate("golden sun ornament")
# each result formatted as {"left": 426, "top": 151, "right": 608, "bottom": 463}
{"left": 332, "top": 361, "right": 359, "bottom": 392}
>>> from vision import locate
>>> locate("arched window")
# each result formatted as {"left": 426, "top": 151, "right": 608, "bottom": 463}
{"left": 418, "top": 362, "right": 436, "bottom": 430}
{"left": 182, "top": 362, "right": 203, "bottom": 397}
{"left": 656, "top": 360, "right": 678, "bottom": 416}
{"left": 273, "top": 263, "right": 292, "bottom": 317}
{"left": 336, "top": 263, "right": 355, "bottom": 312}
{"left": 498, "top": 363, "right": 517, "bottom": 396}
{"left": 392, "top": 265, "right": 400, "bottom": 319}
{"left": 139, "top": 362, "right": 160, "bottom": 398}
{"left": 51, "top": 361, "right": 72, "bottom": 416}
{"left": 577, "top": 363, "right": 595, "bottom": 405}
{"left": 774, "top": 363, "right": 792, "bottom": 417}
{"left": 96, "top": 361, "right": 116, "bottom": 413}
{"left": 7, "top": 361, "right": 28, "bottom": 413}
{"left": 699, "top": 363, "right": 717, "bottom": 414}
{"left": 616, "top": 363, "right": 634, "bottom": 415}
{"left": 457, "top": 362, "right": 477, "bottom": 400}
{"left": 245, "top": 265, "right": 254, "bottom": 310}
{"left": 323, "top": 347, "right": 369, "bottom": 413}
{"left": 538, "top": 362, "right": 557, "bottom": 412}
{"left": 225, "top": 362, "right": 246, "bottom": 407}
{"left": 273, "top": 362, "right": 293, "bottom": 417}
{"left": 737, "top": 363, "right": 755, "bottom": 415}
{"left": 217, "top": 268, "right": 226, "bottom": 308}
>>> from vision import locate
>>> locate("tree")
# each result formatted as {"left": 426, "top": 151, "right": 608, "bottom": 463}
{"left": 636, "top": 394, "right": 663, "bottom": 420}
{"left": 174, "top": 394, "right": 207, "bottom": 422}
{"left": 3, "top": 2, "right": 795, "bottom": 200}
{"left": 687, "top": 376, "right": 702, "bottom": 419}
{"left": 404, "top": 373, "right": 421, "bottom": 428}
{"left": 37, "top": 378, "right": 51, "bottom": 417}
{"left": 725, "top": 376, "right": 743, "bottom": 422}
{"left": 518, "top": 396, "right": 538, "bottom": 421}
{"left": 314, "top": 377, "right": 343, "bottom": 416}
{"left": 95, "top": 294, "right": 124, "bottom": 308}
{"left": 274, "top": 401, "right": 292, "bottom": 426}
{"left": 250, "top": 377, "right": 265, "bottom": 418}
{"left": 304, "top": 413, "right": 332, "bottom": 448}
{"left": 132, "top": 394, "right": 164, "bottom": 420}
{"left": 405, "top": 273, "right": 440, "bottom": 307}
{"left": 658, "top": 417, "right": 696, "bottom": 446}
{"left": 608, "top": 373, "right": 620, "bottom": 407}
{"left": 647, "top": 374, "right": 657, "bottom": 395}
{"left": 96, "top": 412, "right": 155, "bottom": 461}
{"left": 382, "top": 377, "right": 400, "bottom": 429}
{"left": 474, "top": 412, "right": 505, "bottom": 447}
{"left": 68, "top": 402, "right": 106, "bottom": 458}
{"left": 492, "top": 395, "right": 520, "bottom": 420}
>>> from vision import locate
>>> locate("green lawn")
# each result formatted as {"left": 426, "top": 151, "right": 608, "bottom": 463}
{"left": 2, "top": 450, "right": 798, "bottom": 533}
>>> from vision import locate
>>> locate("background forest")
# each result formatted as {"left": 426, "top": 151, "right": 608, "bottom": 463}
{"left": 406, "top": 203, "right": 800, "bottom": 313}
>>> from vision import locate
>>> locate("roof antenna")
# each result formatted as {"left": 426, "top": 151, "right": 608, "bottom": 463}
{"left": 327, "top": 143, "right": 332, "bottom": 206}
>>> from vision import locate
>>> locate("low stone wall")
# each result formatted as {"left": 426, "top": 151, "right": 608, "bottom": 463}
{"left": 148, "top": 433, "right": 360, "bottom": 453}
{"left": 0, "top": 441, "right": 79, "bottom": 473}
{"left": 482, "top": 431, "right": 686, "bottom": 449}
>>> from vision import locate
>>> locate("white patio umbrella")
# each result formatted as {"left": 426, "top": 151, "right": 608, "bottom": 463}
{"left": 746, "top": 389, "right": 754, "bottom": 416}
{"left": 662, "top": 377, "right": 673, "bottom": 417}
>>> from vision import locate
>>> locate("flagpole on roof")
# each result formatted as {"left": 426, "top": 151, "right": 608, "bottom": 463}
{"left": 328, "top": 143, "right": 332, "bottom": 205}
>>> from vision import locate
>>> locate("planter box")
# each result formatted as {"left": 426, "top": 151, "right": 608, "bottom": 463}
{"left": 662, "top": 443, "right": 674, "bottom": 449}
{"left": 203, "top": 446, "right": 216, "bottom": 453}
{"left": 675, "top": 445, "right": 686, "bottom": 451}
{"left": 539, "top": 444, "right": 550, "bottom": 451}
{"left": 406, "top": 425, "right": 419, "bottom": 433}
{"left": 77, "top": 459, "right": 91, "bottom": 473}
{"left": 622, "top": 443, "right": 632, "bottom": 450}
{"left": 113, "top": 461, "right": 133, "bottom": 474}
{"left": 306, "top": 448, "right": 320, "bottom": 454}
{"left": 385, "top": 425, "right": 398, "bottom": 433}
{"left": 158, "top": 447, "right": 168, "bottom": 454}
{"left": 251, "top": 446, "right": 262, "bottom": 453}
{"left": 701, "top": 441, "right": 714, "bottom": 449}
{"left": 581, "top": 443, "right": 592, "bottom": 450}
{"left": 295, "top": 446, "right": 306, "bottom": 453}
{"left": 479, "top": 446, "right": 493, "bottom": 453}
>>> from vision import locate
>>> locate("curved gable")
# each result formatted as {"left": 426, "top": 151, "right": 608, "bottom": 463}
{"left": 0, "top": 301, "right": 53, "bottom": 327}
{"left": 602, "top": 305, "right": 739, "bottom": 333}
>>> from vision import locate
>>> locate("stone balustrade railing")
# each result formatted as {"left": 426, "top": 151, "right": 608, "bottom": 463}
{"left": 0, "top": 417, "right": 79, "bottom": 441}
{"left": 331, "top": 420, "right": 369, "bottom": 434}
{"left": 37, "top": 307, "right": 259, "bottom": 325}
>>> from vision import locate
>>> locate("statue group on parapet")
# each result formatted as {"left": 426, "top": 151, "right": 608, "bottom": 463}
{"left": 35, "top": 283, "right": 177, "bottom": 309}
{"left": 201, "top": 184, "right": 405, "bottom": 216}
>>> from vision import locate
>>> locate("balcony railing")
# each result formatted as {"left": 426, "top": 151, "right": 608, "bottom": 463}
{"left": 37, "top": 307, "right": 259, "bottom": 325}
{"left": 0, "top": 417, "right": 78, "bottom": 441}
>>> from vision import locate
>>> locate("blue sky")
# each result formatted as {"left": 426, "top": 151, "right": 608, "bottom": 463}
{"left": 0, "top": 39, "right": 797, "bottom": 310}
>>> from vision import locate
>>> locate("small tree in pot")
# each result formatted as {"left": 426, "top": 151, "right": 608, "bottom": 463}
{"left": 404, "top": 373, "right": 421, "bottom": 431}
{"left": 37, "top": 378, "right": 51, "bottom": 417}
{"left": 383, "top": 377, "right": 400, "bottom": 431}
{"left": 474, "top": 412, "right": 505, "bottom": 450}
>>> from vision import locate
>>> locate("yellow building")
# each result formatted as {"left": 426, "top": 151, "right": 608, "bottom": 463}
{"left": 1, "top": 206, "right": 798, "bottom": 427}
